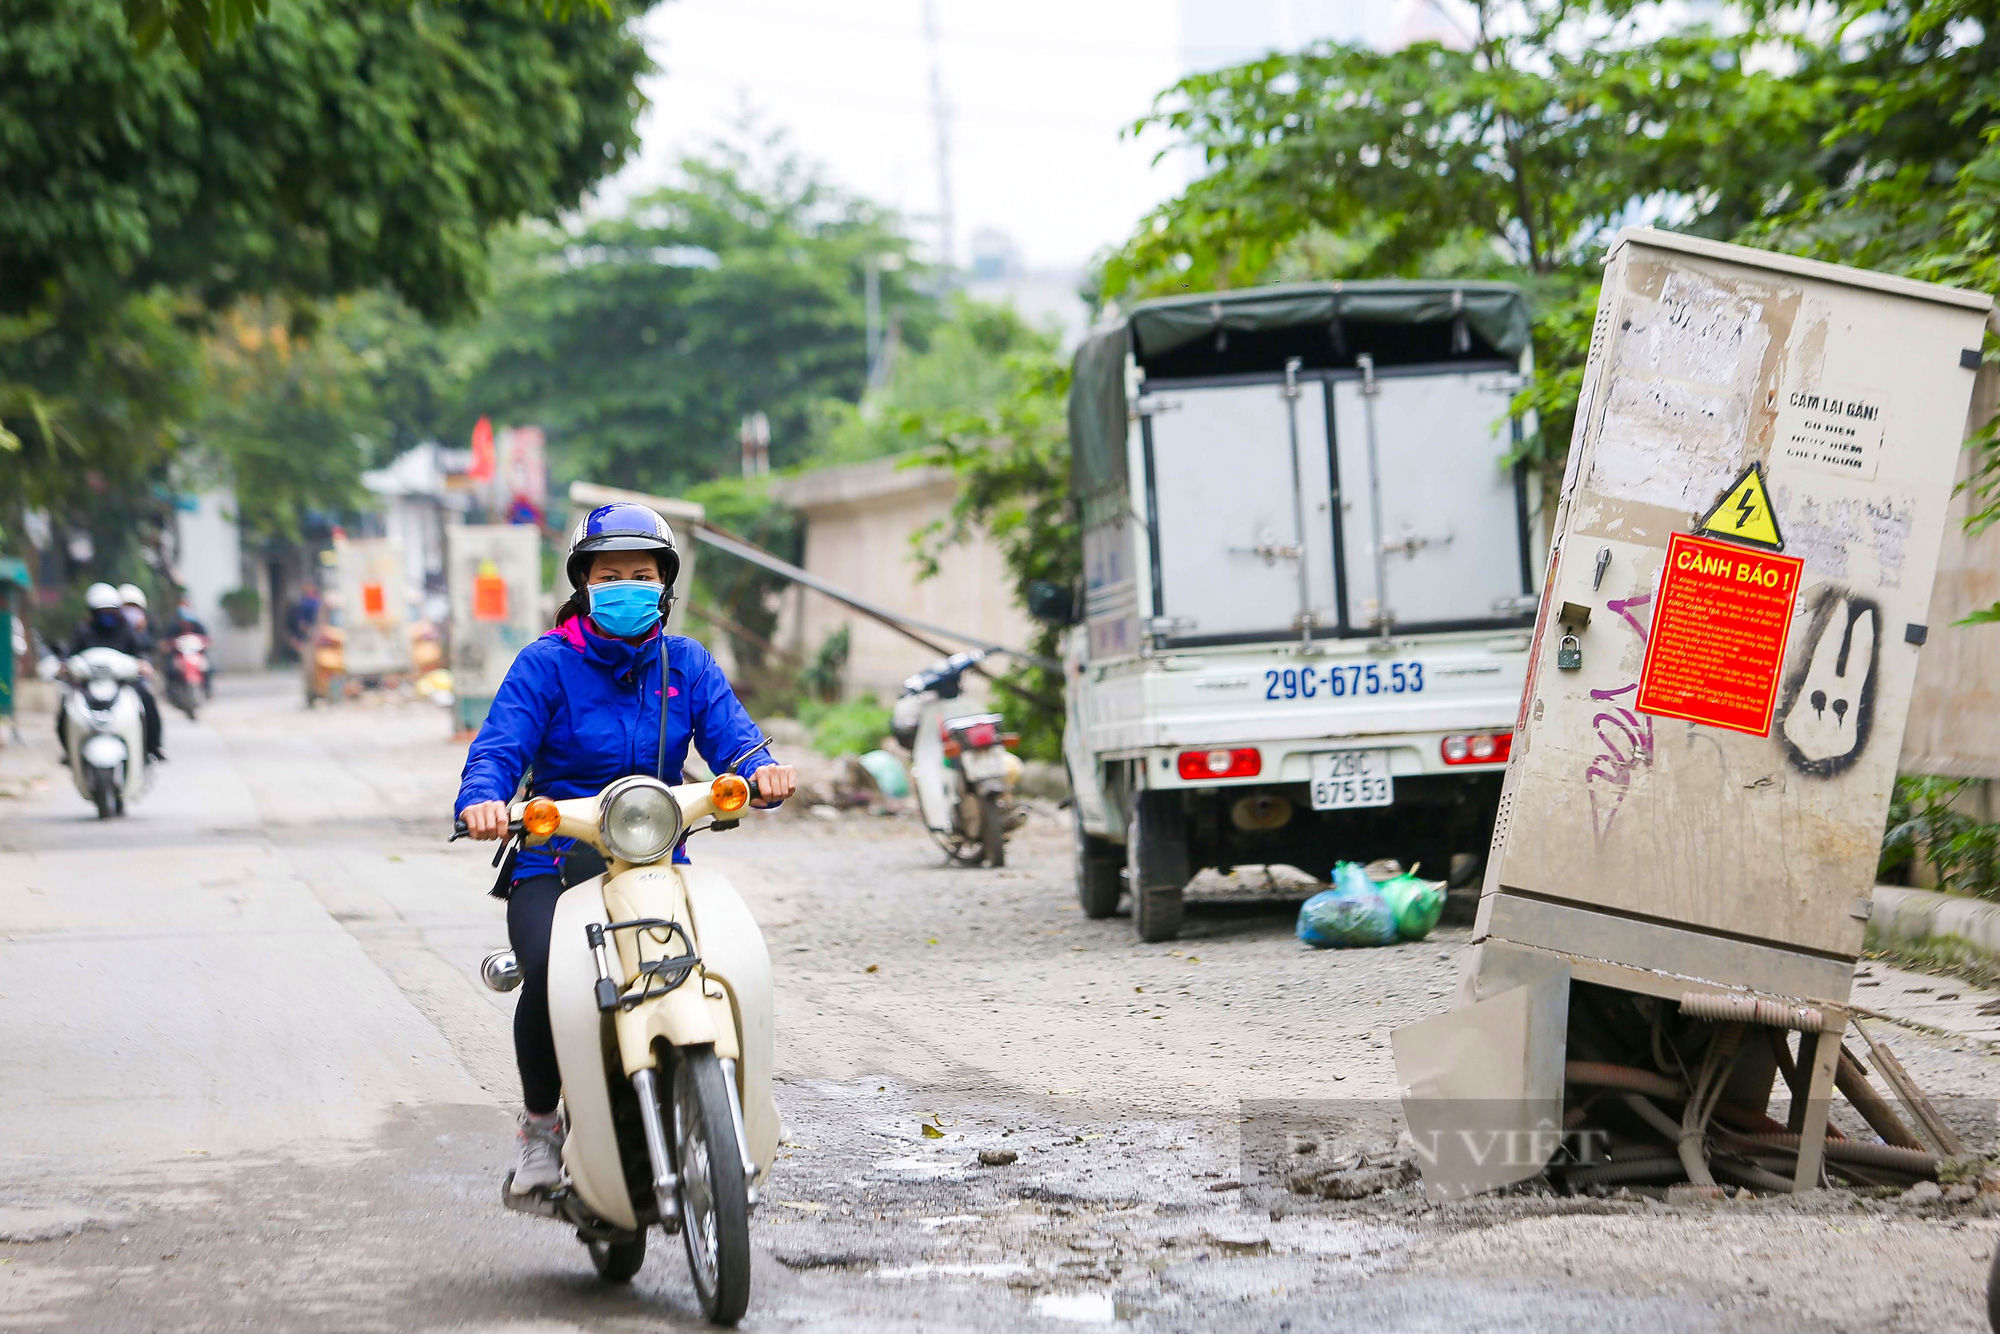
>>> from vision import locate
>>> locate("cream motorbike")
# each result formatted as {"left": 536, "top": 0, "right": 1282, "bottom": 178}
{"left": 893, "top": 650, "right": 1025, "bottom": 867}
{"left": 459, "top": 761, "right": 779, "bottom": 1326}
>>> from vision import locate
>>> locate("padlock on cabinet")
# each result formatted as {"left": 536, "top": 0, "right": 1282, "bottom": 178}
{"left": 1557, "top": 633, "right": 1583, "bottom": 671}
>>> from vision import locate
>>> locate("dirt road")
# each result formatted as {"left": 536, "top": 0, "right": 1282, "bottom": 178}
{"left": 2, "top": 675, "right": 1997, "bottom": 1331}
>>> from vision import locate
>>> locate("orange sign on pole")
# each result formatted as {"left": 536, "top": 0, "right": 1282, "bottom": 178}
{"left": 472, "top": 562, "right": 508, "bottom": 622}
{"left": 469, "top": 416, "right": 495, "bottom": 483}
{"left": 1635, "top": 532, "right": 1805, "bottom": 736}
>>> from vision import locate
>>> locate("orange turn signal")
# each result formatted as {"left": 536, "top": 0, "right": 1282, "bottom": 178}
{"left": 521, "top": 797, "right": 561, "bottom": 837}
{"left": 711, "top": 773, "right": 751, "bottom": 815}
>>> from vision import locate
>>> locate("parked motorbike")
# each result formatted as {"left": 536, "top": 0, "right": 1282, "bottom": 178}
{"left": 458, "top": 755, "right": 780, "bottom": 1326}
{"left": 166, "top": 633, "right": 208, "bottom": 720}
{"left": 893, "top": 649, "right": 1026, "bottom": 867}
{"left": 59, "top": 647, "right": 150, "bottom": 819}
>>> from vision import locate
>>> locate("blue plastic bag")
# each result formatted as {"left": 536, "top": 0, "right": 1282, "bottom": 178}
{"left": 1296, "top": 861, "right": 1398, "bottom": 948}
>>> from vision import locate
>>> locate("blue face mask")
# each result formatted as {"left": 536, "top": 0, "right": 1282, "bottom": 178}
{"left": 587, "top": 580, "right": 665, "bottom": 638}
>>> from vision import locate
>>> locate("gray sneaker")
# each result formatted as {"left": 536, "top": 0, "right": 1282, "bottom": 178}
{"left": 510, "top": 1111, "right": 566, "bottom": 1195}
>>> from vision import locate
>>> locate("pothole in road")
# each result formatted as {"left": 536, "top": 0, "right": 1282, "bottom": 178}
{"left": 875, "top": 1261, "right": 1032, "bottom": 1280}
{"left": 1033, "top": 1288, "right": 1120, "bottom": 1322}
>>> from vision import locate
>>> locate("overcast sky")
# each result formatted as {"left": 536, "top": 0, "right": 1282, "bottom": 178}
{"left": 599, "top": 1, "right": 1438, "bottom": 273}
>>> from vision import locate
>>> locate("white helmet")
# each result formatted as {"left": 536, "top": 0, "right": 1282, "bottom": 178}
{"left": 117, "top": 582, "right": 147, "bottom": 609}
{"left": 85, "top": 582, "right": 121, "bottom": 611}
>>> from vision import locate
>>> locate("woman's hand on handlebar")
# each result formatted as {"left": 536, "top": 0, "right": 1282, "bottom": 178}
{"left": 459, "top": 800, "right": 511, "bottom": 840}
{"left": 751, "top": 765, "right": 797, "bottom": 807}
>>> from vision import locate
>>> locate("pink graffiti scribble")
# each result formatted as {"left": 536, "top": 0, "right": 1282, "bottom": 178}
{"left": 1606, "top": 592, "right": 1652, "bottom": 640}
{"left": 1583, "top": 594, "right": 1655, "bottom": 842}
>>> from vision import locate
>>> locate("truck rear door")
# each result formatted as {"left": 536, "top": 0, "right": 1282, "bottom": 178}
{"left": 1142, "top": 381, "right": 1337, "bottom": 643}
{"left": 1331, "top": 369, "right": 1532, "bottom": 632}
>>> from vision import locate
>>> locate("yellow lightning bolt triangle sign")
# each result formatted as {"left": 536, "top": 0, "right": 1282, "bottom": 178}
{"left": 1695, "top": 462, "right": 1784, "bottom": 551}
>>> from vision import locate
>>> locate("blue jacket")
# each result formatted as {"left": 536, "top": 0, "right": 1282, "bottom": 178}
{"left": 455, "top": 616, "right": 776, "bottom": 880}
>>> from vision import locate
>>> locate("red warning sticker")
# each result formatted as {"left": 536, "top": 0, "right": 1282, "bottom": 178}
{"left": 1635, "top": 533, "right": 1804, "bottom": 737}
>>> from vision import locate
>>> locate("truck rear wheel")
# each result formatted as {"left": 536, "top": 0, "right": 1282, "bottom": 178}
{"left": 1074, "top": 805, "right": 1121, "bottom": 919}
{"left": 1134, "top": 884, "right": 1183, "bottom": 942}
{"left": 1128, "top": 793, "right": 1189, "bottom": 943}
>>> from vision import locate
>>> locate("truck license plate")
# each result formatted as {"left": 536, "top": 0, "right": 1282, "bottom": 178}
{"left": 1310, "top": 750, "right": 1393, "bottom": 811}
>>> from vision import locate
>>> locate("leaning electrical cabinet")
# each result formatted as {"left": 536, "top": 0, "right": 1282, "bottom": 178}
{"left": 1392, "top": 228, "right": 1994, "bottom": 1199}
{"left": 1060, "top": 281, "right": 1545, "bottom": 942}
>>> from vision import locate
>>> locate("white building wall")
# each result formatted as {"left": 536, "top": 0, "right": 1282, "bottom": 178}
{"left": 174, "top": 489, "right": 263, "bottom": 672}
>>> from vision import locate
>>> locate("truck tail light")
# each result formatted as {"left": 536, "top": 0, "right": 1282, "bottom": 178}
{"left": 1177, "top": 748, "right": 1261, "bottom": 780}
{"left": 1442, "top": 732, "right": 1513, "bottom": 765}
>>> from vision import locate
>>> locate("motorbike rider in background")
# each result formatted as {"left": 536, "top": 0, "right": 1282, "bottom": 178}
{"left": 61, "top": 582, "right": 165, "bottom": 762}
{"left": 163, "top": 595, "right": 214, "bottom": 697}
{"left": 118, "top": 583, "right": 152, "bottom": 641}
{"left": 454, "top": 502, "right": 798, "bottom": 1197}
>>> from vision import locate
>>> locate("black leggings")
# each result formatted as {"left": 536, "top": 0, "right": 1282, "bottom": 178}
{"left": 507, "top": 875, "right": 568, "bottom": 1115}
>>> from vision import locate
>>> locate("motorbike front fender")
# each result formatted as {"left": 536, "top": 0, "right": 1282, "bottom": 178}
{"left": 546, "top": 875, "right": 638, "bottom": 1231}
{"left": 614, "top": 975, "right": 722, "bottom": 1076}
{"left": 598, "top": 865, "right": 724, "bottom": 1073}
{"left": 910, "top": 699, "right": 955, "bottom": 834}
{"left": 679, "top": 862, "right": 780, "bottom": 1185}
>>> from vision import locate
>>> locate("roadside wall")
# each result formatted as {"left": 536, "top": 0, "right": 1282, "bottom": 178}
{"left": 1870, "top": 884, "right": 2000, "bottom": 964}
{"left": 771, "top": 455, "right": 1035, "bottom": 705}
{"left": 1901, "top": 361, "right": 2000, "bottom": 777}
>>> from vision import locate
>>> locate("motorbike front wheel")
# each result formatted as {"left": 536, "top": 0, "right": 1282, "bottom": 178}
{"left": 671, "top": 1046, "right": 751, "bottom": 1325}
{"left": 588, "top": 1230, "right": 647, "bottom": 1283}
{"left": 89, "top": 768, "right": 117, "bottom": 820}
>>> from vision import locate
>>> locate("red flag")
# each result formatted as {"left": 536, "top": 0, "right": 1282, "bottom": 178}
{"left": 469, "top": 416, "right": 495, "bottom": 482}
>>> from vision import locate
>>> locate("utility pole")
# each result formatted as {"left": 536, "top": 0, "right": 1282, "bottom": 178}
{"left": 865, "top": 258, "right": 882, "bottom": 382}
{"left": 739, "top": 412, "right": 770, "bottom": 478}
{"left": 864, "top": 252, "right": 906, "bottom": 391}
{"left": 923, "top": 0, "right": 955, "bottom": 281}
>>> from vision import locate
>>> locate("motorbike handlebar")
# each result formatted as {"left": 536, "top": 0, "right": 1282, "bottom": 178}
{"left": 450, "top": 816, "right": 523, "bottom": 842}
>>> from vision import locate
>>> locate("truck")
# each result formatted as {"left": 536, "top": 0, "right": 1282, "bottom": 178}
{"left": 1055, "top": 282, "right": 1546, "bottom": 941}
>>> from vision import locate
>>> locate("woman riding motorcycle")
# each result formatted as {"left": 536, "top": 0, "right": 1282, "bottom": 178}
{"left": 61, "top": 581, "right": 165, "bottom": 762}
{"left": 454, "top": 502, "right": 798, "bottom": 1194}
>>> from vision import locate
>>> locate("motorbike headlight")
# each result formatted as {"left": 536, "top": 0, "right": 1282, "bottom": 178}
{"left": 85, "top": 679, "right": 119, "bottom": 706}
{"left": 599, "top": 777, "right": 683, "bottom": 864}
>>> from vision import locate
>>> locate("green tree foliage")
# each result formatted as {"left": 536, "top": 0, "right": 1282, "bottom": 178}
{"left": 3, "top": 0, "right": 648, "bottom": 324}
{"left": 811, "top": 297, "right": 1046, "bottom": 465}
{"left": 462, "top": 144, "right": 930, "bottom": 496}
{"left": 122, "top": 0, "right": 270, "bottom": 58}
{"left": 0, "top": 292, "right": 204, "bottom": 518}
{"left": 0, "top": 0, "right": 648, "bottom": 573}
{"left": 680, "top": 474, "right": 802, "bottom": 705}
{"left": 1103, "top": 0, "right": 2000, "bottom": 860}
{"left": 908, "top": 307, "right": 1076, "bottom": 759}
{"left": 1881, "top": 775, "right": 2000, "bottom": 897}
{"left": 1729, "top": 1, "right": 2000, "bottom": 589}
{"left": 192, "top": 302, "right": 384, "bottom": 544}
{"left": 121, "top": 0, "right": 611, "bottom": 62}
{"left": 1108, "top": 6, "right": 1820, "bottom": 295}
{"left": 1107, "top": 2, "right": 1832, "bottom": 470}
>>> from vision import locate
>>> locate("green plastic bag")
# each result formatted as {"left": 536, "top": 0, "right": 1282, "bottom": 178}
{"left": 1377, "top": 870, "right": 1446, "bottom": 942}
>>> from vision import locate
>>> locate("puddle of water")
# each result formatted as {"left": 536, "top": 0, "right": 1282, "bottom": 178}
{"left": 1033, "top": 1290, "right": 1118, "bottom": 1323}
{"left": 873, "top": 1156, "right": 962, "bottom": 1179}
{"left": 917, "top": 1214, "right": 983, "bottom": 1229}
{"left": 875, "top": 1262, "right": 1031, "bottom": 1281}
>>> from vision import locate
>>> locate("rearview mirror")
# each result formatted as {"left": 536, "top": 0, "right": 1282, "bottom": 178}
{"left": 1026, "top": 580, "right": 1078, "bottom": 626}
